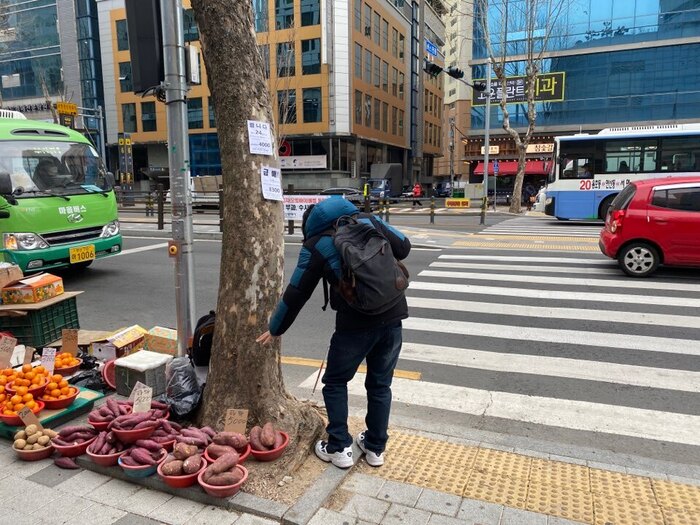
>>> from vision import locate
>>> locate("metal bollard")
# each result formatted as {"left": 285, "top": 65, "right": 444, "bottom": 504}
{"left": 384, "top": 199, "right": 390, "bottom": 223}
{"left": 156, "top": 184, "right": 164, "bottom": 230}
{"left": 288, "top": 219, "right": 294, "bottom": 235}
{"left": 218, "top": 184, "right": 224, "bottom": 232}
{"left": 430, "top": 196, "right": 435, "bottom": 224}
{"left": 145, "top": 192, "right": 154, "bottom": 217}
{"left": 364, "top": 195, "right": 370, "bottom": 213}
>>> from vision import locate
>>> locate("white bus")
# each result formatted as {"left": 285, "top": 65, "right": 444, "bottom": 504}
{"left": 544, "top": 124, "right": 700, "bottom": 220}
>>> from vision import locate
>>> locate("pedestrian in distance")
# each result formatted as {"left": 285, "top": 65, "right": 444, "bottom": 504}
{"left": 256, "top": 197, "right": 412, "bottom": 469}
{"left": 412, "top": 182, "right": 422, "bottom": 206}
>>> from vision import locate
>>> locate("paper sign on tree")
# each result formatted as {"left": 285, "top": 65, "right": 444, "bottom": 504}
{"left": 224, "top": 408, "right": 248, "bottom": 434}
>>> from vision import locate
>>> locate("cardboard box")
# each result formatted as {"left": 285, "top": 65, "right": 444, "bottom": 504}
{"left": 91, "top": 325, "right": 147, "bottom": 360}
{"left": 144, "top": 326, "right": 177, "bottom": 356}
{"left": 0, "top": 264, "right": 23, "bottom": 293}
{"left": 1, "top": 273, "right": 64, "bottom": 304}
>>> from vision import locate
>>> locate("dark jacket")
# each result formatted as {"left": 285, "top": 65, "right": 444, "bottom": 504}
{"left": 268, "top": 197, "right": 412, "bottom": 335}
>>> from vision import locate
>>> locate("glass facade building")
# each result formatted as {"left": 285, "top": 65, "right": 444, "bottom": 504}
{"left": 471, "top": 0, "right": 700, "bottom": 130}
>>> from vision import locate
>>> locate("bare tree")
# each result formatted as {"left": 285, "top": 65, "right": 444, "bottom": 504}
{"left": 190, "top": 0, "right": 323, "bottom": 476}
{"left": 476, "top": 0, "right": 567, "bottom": 213}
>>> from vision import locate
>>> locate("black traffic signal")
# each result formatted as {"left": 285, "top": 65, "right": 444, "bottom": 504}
{"left": 445, "top": 66, "right": 464, "bottom": 79}
{"left": 424, "top": 62, "right": 443, "bottom": 78}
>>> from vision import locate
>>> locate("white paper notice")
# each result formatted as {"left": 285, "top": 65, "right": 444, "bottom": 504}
{"left": 247, "top": 120, "right": 274, "bottom": 156}
{"left": 261, "top": 166, "right": 283, "bottom": 201}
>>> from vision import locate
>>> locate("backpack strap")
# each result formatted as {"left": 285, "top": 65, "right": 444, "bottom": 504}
{"left": 322, "top": 277, "right": 329, "bottom": 311}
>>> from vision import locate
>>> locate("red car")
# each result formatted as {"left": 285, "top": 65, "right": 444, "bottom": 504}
{"left": 599, "top": 176, "right": 700, "bottom": 277}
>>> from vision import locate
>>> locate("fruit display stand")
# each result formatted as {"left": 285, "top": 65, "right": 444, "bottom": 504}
{"left": 0, "top": 386, "right": 103, "bottom": 439}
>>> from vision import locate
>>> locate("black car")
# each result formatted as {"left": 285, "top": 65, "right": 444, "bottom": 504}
{"left": 320, "top": 188, "right": 379, "bottom": 208}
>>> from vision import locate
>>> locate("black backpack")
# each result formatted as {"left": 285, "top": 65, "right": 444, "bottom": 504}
{"left": 189, "top": 311, "right": 215, "bottom": 366}
{"left": 323, "top": 215, "right": 409, "bottom": 315}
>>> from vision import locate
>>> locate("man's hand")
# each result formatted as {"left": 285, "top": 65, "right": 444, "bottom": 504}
{"left": 256, "top": 331, "right": 278, "bottom": 345}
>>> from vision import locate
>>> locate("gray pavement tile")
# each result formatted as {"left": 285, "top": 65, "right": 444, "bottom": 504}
{"left": 668, "top": 475, "right": 700, "bottom": 487}
{"left": 147, "top": 495, "right": 207, "bottom": 525}
{"left": 586, "top": 461, "right": 627, "bottom": 474}
{"left": 3, "top": 456, "right": 55, "bottom": 478}
{"left": 428, "top": 515, "right": 469, "bottom": 525}
{"left": 513, "top": 448, "right": 550, "bottom": 460}
{"left": 234, "top": 514, "right": 283, "bottom": 525}
{"left": 116, "top": 487, "right": 173, "bottom": 516}
{"left": 457, "top": 498, "right": 503, "bottom": 525}
{"left": 341, "top": 493, "right": 391, "bottom": 523}
{"left": 30, "top": 492, "right": 93, "bottom": 522}
{"left": 0, "top": 475, "right": 40, "bottom": 500}
{"left": 376, "top": 480, "right": 423, "bottom": 507}
{"left": 189, "top": 505, "right": 240, "bottom": 525}
{"left": 308, "top": 508, "right": 361, "bottom": 525}
{"left": 415, "top": 488, "right": 462, "bottom": 517}
{"left": 27, "top": 462, "right": 82, "bottom": 487}
{"left": 4, "top": 479, "right": 62, "bottom": 512}
{"left": 342, "top": 472, "right": 386, "bottom": 497}
{"left": 499, "top": 507, "right": 547, "bottom": 525}
{"left": 71, "top": 502, "right": 128, "bottom": 525}
{"left": 112, "top": 514, "right": 167, "bottom": 525}
{"left": 547, "top": 455, "right": 586, "bottom": 466}
{"left": 381, "top": 503, "right": 431, "bottom": 525}
{"left": 547, "top": 517, "right": 588, "bottom": 525}
{"left": 625, "top": 467, "right": 668, "bottom": 480}
{"left": 1, "top": 510, "right": 52, "bottom": 525}
{"left": 55, "top": 468, "right": 112, "bottom": 496}
{"left": 86, "top": 478, "right": 143, "bottom": 507}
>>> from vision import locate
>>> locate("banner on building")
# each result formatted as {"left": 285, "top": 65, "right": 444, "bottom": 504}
{"left": 279, "top": 155, "right": 327, "bottom": 170}
{"left": 472, "top": 72, "right": 565, "bottom": 105}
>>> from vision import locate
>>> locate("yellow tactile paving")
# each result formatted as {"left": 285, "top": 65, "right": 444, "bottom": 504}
{"left": 472, "top": 448, "right": 532, "bottom": 480}
{"left": 463, "top": 469, "right": 529, "bottom": 509}
{"left": 662, "top": 507, "right": 700, "bottom": 525}
{"left": 451, "top": 240, "right": 600, "bottom": 251}
{"left": 589, "top": 468, "right": 657, "bottom": 505}
{"left": 377, "top": 432, "right": 432, "bottom": 482}
{"left": 593, "top": 492, "right": 665, "bottom": 525}
{"left": 526, "top": 481, "right": 594, "bottom": 524}
{"left": 405, "top": 443, "right": 478, "bottom": 496}
{"left": 530, "top": 458, "right": 591, "bottom": 492}
{"left": 653, "top": 479, "right": 700, "bottom": 514}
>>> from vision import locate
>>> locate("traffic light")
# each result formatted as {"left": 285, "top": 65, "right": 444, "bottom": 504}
{"left": 424, "top": 62, "right": 443, "bottom": 78}
{"left": 445, "top": 66, "right": 464, "bottom": 79}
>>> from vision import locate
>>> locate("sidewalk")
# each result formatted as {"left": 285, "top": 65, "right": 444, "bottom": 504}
{"left": 3, "top": 422, "right": 699, "bottom": 525}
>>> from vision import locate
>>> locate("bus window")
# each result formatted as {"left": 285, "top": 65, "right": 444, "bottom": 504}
{"left": 604, "top": 139, "right": 657, "bottom": 173}
{"left": 561, "top": 157, "right": 593, "bottom": 179}
{"left": 660, "top": 137, "right": 700, "bottom": 172}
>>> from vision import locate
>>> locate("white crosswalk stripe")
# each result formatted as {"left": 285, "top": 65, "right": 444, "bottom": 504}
{"left": 297, "top": 244, "right": 700, "bottom": 453}
{"left": 481, "top": 216, "right": 602, "bottom": 237}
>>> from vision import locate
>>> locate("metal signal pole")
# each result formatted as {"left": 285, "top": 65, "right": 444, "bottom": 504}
{"left": 480, "top": 61, "right": 492, "bottom": 226}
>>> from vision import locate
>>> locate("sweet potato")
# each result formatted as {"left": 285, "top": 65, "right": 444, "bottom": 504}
{"left": 54, "top": 457, "right": 79, "bottom": 469}
{"left": 181, "top": 427, "right": 209, "bottom": 443}
{"left": 206, "top": 471, "right": 243, "bottom": 486}
{"left": 249, "top": 426, "right": 266, "bottom": 451}
{"left": 134, "top": 439, "right": 162, "bottom": 452}
{"left": 91, "top": 432, "right": 107, "bottom": 453}
{"left": 58, "top": 425, "right": 92, "bottom": 438}
{"left": 183, "top": 454, "right": 202, "bottom": 474}
{"left": 120, "top": 455, "right": 139, "bottom": 466}
{"left": 206, "top": 443, "right": 235, "bottom": 460}
{"left": 150, "top": 400, "right": 169, "bottom": 410}
{"left": 106, "top": 398, "right": 120, "bottom": 417}
{"left": 161, "top": 420, "right": 175, "bottom": 434}
{"left": 213, "top": 432, "right": 247, "bottom": 449}
{"left": 62, "top": 431, "right": 96, "bottom": 443}
{"left": 272, "top": 431, "right": 285, "bottom": 450}
{"left": 173, "top": 442, "right": 198, "bottom": 460}
{"left": 133, "top": 419, "right": 160, "bottom": 430}
{"left": 260, "top": 423, "right": 275, "bottom": 448}
{"left": 99, "top": 441, "right": 113, "bottom": 455}
{"left": 161, "top": 459, "right": 184, "bottom": 476}
{"left": 208, "top": 452, "right": 239, "bottom": 475}
{"left": 131, "top": 448, "right": 158, "bottom": 465}
{"left": 200, "top": 426, "right": 216, "bottom": 438}
{"left": 175, "top": 435, "right": 206, "bottom": 447}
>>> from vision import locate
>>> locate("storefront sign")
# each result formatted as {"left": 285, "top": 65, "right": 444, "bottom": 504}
{"left": 445, "top": 198, "right": 470, "bottom": 208}
{"left": 279, "top": 155, "right": 327, "bottom": 170}
{"left": 480, "top": 145, "right": 500, "bottom": 155}
{"left": 283, "top": 195, "right": 330, "bottom": 220}
{"left": 526, "top": 143, "right": 554, "bottom": 154}
{"left": 472, "top": 72, "right": 565, "bottom": 105}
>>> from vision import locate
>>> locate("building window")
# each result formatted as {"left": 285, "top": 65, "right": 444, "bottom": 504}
{"left": 424, "top": 89, "right": 429, "bottom": 112}
{"left": 373, "top": 12, "right": 380, "bottom": 45}
{"left": 355, "top": 44, "right": 362, "bottom": 79}
{"left": 382, "top": 102, "right": 388, "bottom": 133}
{"left": 259, "top": 44, "right": 270, "bottom": 78}
{"left": 364, "top": 94, "right": 371, "bottom": 127}
{"left": 398, "top": 109, "right": 404, "bottom": 136}
{"left": 253, "top": 0, "right": 268, "bottom": 32}
{"left": 373, "top": 98, "right": 380, "bottom": 130}
{"left": 391, "top": 67, "right": 398, "bottom": 96}
{"left": 183, "top": 9, "right": 199, "bottom": 42}
{"left": 398, "top": 34, "right": 405, "bottom": 61}
{"left": 391, "top": 106, "right": 397, "bottom": 135}
{"left": 121, "top": 103, "right": 136, "bottom": 133}
{"left": 303, "top": 87, "right": 322, "bottom": 122}
{"left": 301, "top": 0, "right": 319, "bottom": 26}
{"left": 208, "top": 97, "right": 216, "bottom": 128}
{"left": 398, "top": 72, "right": 404, "bottom": 99}
{"left": 381, "top": 61, "right": 388, "bottom": 92}
{"left": 355, "top": 90, "right": 362, "bottom": 125}
{"left": 364, "top": 49, "right": 372, "bottom": 82}
{"left": 448, "top": 88, "right": 456, "bottom": 97}
{"left": 301, "top": 38, "right": 320, "bottom": 74}
{"left": 188, "top": 97, "right": 203, "bottom": 129}
{"left": 118, "top": 62, "right": 133, "bottom": 93}
{"left": 354, "top": 0, "right": 362, "bottom": 31}
{"left": 141, "top": 101, "right": 156, "bottom": 132}
{"left": 277, "top": 42, "right": 295, "bottom": 77}
{"left": 116, "top": 20, "right": 129, "bottom": 51}
{"left": 381, "top": 19, "right": 388, "bottom": 51}
{"left": 391, "top": 28, "right": 398, "bottom": 58}
{"left": 278, "top": 89, "right": 297, "bottom": 124}
{"left": 275, "top": 0, "right": 294, "bottom": 29}
{"left": 364, "top": 4, "right": 372, "bottom": 37}
{"left": 373, "top": 55, "right": 380, "bottom": 88}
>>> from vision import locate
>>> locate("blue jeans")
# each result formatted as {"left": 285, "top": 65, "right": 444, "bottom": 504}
{"left": 321, "top": 321, "right": 402, "bottom": 454}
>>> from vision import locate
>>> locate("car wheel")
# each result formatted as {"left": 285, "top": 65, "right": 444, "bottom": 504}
{"left": 618, "top": 242, "right": 660, "bottom": 277}
{"left": 598, "top": 195, "right": 616, "bottom": 220}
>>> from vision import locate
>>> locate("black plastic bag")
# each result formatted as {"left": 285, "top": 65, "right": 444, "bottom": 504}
{"left": 69, "top": 369, "right": 109, "bottom": 393}
{"left": 161, "top": 356, "right": 203, "bottom": 420}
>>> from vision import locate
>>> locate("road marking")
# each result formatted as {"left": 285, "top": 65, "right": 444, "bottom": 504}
{"left": 471, "top": 234, "right": 599, "bottom": 243}
{"left": 451, "top": 241, "right": 599, "bottom": 251}
{"left": 405, "top": 296, "right": 700, "bottom": 329}
{"left": 439, "top": 254, "right": 611, "bottom": 265}
{"left": 281, "top": 356, "right": 421, "bottom": 380}
{"left": 116, "top": 243, "right": 169, "bottom": 256}
{"left": 420, "top": 269, "right": 700, "bottom": 293}
{"left": 399, "top": 342, "right": 700, "bottom": 393}
{"left": 403, "top": 316, "right": 700, "bottom": 356}
{"left": 299, "top": 372, "right": 700, "bottom": 446}
{"left": 430, "top": 261, "right": 622, "bottom": 275}
{"left": 410, "top": 280, "right": 700, "bottom": 308}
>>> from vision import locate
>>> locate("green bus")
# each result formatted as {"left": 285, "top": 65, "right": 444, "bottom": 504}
{"left": 0, "top": 111, "right": 121, "bottom": 272}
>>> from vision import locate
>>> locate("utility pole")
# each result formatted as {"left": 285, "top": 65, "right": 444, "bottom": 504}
{"left": 449, "top": 116, "right": 455, "bottom": 197}
{"left": 480, "top": 60, "right": 492, "bottom": 226}
{"left": 161, "top": 0, "right": 196, "bottom": 356}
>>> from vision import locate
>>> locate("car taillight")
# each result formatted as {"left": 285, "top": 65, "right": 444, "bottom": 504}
{"left": 609, "top": 209, "right": 625, "bottom": 233}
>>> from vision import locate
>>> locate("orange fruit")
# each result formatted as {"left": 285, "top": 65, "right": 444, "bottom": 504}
{"left": 3, "top": 409, "right": 13, "bottom": 415}
{"left": 0, "top": 394, "right": 5, "bottom": 403}
{"left": 0, "top": 377, "right": 6, "bottom": 386}
{"left": 3, "top": 369, "right": 13, "bottom": 376}
{"left": 51, "top": 374, "right": 62, "bottom": 383}
{"left": 68, "top": 387, "right": 77, "bottom": 395}
{"left": 9, "top": 395, "right": 21, "bottom": 405}
{"left": 15, "top": 386, "right": 28, "bottom": 396}
{"left": 14, "top": 403, "right": 24, "bottom": 411}
{"left": 25, "top": 400, "right": 36, "bottom": 410}
{"left": 50, "top": 389, "right": 61, "bottom": 398}
{"left": 31, "top": 376, "right": 43, "bottom": 386}
{"left": 0, "top": 385, "right": 4, "bottom": 394}
{"left": 21, "top": 364, "right": 32, "bottom": 373}
{"left": 60, "top": 387, "right": 70, "bottom": 395}
{"left": 58, "top": 380, "right": 68, "bottom": 389}
{"left": 34, "top": 365, "right": 45, "bottom": 374}
{"left": 47, "top": 382, "right": 58, "bottom": 391}
{"left": 58, "top": 395, "right": 67, "bottom": 400}
{"left": 24, "top": 371, "right": 35, "bottom": 381}
{"left": 21, "top": 394, "right": 32, "bottom": 403}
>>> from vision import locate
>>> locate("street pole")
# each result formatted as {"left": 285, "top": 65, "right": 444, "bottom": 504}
{"left": 449, "top": 116, "right": 455, "bottom": 197}
{"left": 480, "top": 60, "right": 492, "bottom": 226}
{"left": 97, "top": 106, "right": 106, "bottom": 163}
{"left": 161, "top": 0, "right": 196, "bottom": 357}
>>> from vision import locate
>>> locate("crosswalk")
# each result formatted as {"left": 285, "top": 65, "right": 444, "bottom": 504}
{"left": 297, "top": 249, "right": 700, "bottom": 455}
{"left": 481, "top": 216, "right": 603, "bottom": 237}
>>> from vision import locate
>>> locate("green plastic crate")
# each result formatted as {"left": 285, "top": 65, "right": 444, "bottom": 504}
{"left": 0, "top": 297, "right": 79, "bottom": 347}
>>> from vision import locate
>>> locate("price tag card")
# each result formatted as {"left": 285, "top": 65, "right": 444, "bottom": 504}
{"left": 41, "top": 348, "right": 56, "bottom": 375}
{"left": 224, "top": 408, "right": 248, "bottom": 434}
{"left": 23, "top": 346, "right": 35, "bottom": 365}
{"left": 62, "top": 329, "right": 79, "bottom": 356}
{"left": 132, "top": 385, "right": 153, "bottom": 413}
{"left": 246, "top": 120, "right": 273, "bottom": 156}
{"left": 0, "top": 334, "right": 17, "bottom": 369}
{"left": 18, "top": 406, "right": 43, "bottom": 430}
{"left": 128, "top": 381, "right": 149, "bottom": 401}
{"left": 260, "top": 166, "right": 283, "bottom": 201}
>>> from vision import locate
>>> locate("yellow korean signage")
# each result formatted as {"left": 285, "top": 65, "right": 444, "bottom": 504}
{"left": 55, "top": 102, "right": 78, "bottom": 116}
{"left": 445, "top": 198, "right": 470, "bottom": 208}
{"left": 472, "top": 72, "right": 565, "bottom": 105}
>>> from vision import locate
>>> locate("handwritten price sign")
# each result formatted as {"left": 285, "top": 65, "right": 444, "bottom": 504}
{"left": 246, "top": 120, "right": 273, "bottom": 156}
{"left": 261, "top": 166, "right": 283, "bottom": 202}
{"left": 224, "top": 408, "right": 248, "bottom": 434}
{"left": 41, "top": 348, "right": 56, "bottom": 375}
{"left": 62, "top": 329, "right": 79, "bottom": 356}
{"left": 0, "top": 334, "right": 17, "bottom": 369}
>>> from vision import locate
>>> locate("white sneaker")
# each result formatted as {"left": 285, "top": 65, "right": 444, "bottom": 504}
{"left": 356, "top": 431, "right": 384, "bottom": 467}
{"left": 314, "top": 440, "right": 354, "bottom": 468}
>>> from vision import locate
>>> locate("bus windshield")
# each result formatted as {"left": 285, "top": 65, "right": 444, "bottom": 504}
{"left": 0, "top": 141, "right": 112, "bottom": 198}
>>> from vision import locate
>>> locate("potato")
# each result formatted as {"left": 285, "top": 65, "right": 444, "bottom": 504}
{"left": 43, "top": 429, "right": 58, "bottom": 438}
{"left": 14, "top": 439, "right": 27, "bottom": 449}
{"left": 32, "top": 443, "right": 44, "bottom": 450}
{"left": 14, "top": 430, "right": 26, "bottom": 441}
{"left": 26, "top": 434, "right": 39, "bottom": 445}
{"left": 37, "top": 435, "right": 50, "bottom": 446}
{"left": 25, "top": 424, "right": 39, "bottom": 437}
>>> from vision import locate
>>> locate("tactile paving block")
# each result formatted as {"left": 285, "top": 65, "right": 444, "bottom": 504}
{"left": 405, "top": 443, "right": 478, "bottom": 496}
{"left": 652, "top": 478, "right": 700, "bottom": 514}
{"left": 593, "top": 493, "right": 664, "bottom": 525}
{"left": 463, "top": 469, "right": 528, "bottom": 509}
{"left": 662, "top": 507, "right": 700, "bottom": 525}
{"left": 529, "top": 458, "right": 591, "bottom": 493}
{"left": 589, "top": 468, "right": 657, "bottom": 505}
{"left": 472, "top": 447, "right": 532, "bottom": 480}
{"left": 527, "top": 481, "right": 594, "bottom": 524}
{"left": 376, "top": 432, "right": 433, "bottom": 482}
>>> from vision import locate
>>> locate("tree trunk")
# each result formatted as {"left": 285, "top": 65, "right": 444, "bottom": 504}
{"left": 510, "top": 146, "right": 526, "bottom": 213}
{"left": 191, "top": 0, "right": 323, "bottom": 477}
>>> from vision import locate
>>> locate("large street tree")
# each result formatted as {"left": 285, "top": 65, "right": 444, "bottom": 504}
{"left": 190, "top": 0, "right": 323, "bottom": 474}
{"left": 475, "top": 0, "right": 567, "bottom": 213}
